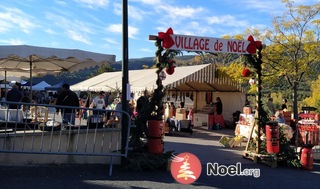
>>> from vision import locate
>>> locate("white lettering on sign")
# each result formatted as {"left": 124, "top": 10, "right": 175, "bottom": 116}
{"left": 171, "top": 34, "right": 250, "bottom": 54}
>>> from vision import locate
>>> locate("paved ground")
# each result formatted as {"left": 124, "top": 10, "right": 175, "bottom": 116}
{"left": 1, "top": 127, "right": 320, "bottom": 189}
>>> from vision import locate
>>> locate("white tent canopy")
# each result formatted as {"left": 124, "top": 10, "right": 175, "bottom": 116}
{"left": 71, "top": 64, "right": 245, "bottom": 93}
{"left": 32, "top": 81, "right": 51, "bottom": 91}
{"left": 0, "top": 84, "right": 11, "bottom": 89}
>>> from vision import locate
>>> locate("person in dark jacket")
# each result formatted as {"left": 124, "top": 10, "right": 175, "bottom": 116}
{"left": 6, "top": 83, "right": 23, "bottom": 109}
{"left": 281, "top": 99, "right": 288, "bottom": 110}
{"left": 216, "top": 97, "right": 223, "bottom": 115}
{"left": 56, "top": 84, "right": 79, "bottom": 125}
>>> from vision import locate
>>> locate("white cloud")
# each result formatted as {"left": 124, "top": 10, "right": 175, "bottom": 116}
{"left": 179, "top": 22, "right": 213, "bottom": 36}
{"left": 128, "top": 26, "right": 139, "bottom": 39}
{"left": 130, "top": 0, "right": 162, "bottom": 6}
{"left": 232, "top": 0, "right": 284, "bottom": 14}
{"left": 74, "top": 0, "right": 109, "bottom": 9}
{"left": 128, "top": 5, "right": 145, "bottom": 21}
{"left": 0, "top": 19, "right": 11, "bottom": 33}
{"left": 45, "top": 12, "right": 94, "bottom": 45}
{"left": 159, "top": 5, "right": 204, "bottom": 19}
{"left": 107, "top": 24, "right": 122, "bottom": 33}
{"left": 113, "top": 3, "right": 122, "bottom": 15}
{"left": 44, "top": 29, "right": 57, "bottom": 35}
{"left": 113, "top": 3, "right": 148, "bottom": 22}
{"left": 140, "top": 48, "right": 153, "bottom": 52}
{"left": 106, "top": 24, "right": 139, "bottom": 39}
{"left": 150, "top": 4, "right": 209, "bottom": 36}
{"left": 66, "top": 30, "right": 91, "bottom": 45}
{"left": 0, "top": 38, "right": 25, "bottom": 45}
{"left": 0, "top": 7, "right": 38, "bottom": 34}
{"left": 104, "top": 38, "right": 119, "bottom": 44}
{"left": 206, "top": 15, "right": 248, "bottom": 27}
{"left": 54, "top": 0, "right": 67, "bottom": 6}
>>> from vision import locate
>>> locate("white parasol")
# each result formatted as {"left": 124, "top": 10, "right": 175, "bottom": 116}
{"left": 0, "top": 45, "right": 116, "bottom": 98}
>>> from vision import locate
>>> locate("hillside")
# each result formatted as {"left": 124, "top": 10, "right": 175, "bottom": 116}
{"left": 113, "top": 55, "right": 196, "bottom": 70}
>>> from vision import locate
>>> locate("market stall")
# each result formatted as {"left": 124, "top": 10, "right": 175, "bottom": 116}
{"left": 71, "top": 64, "right": 247, "bottom": 130}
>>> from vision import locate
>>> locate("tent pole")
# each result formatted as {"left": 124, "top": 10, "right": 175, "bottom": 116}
{"left": 5, "top": 71, "right": 7, "bottom": 101}
{"left": 29, "top": 55, "right": 33, "bottom": 100}
{"left": 121, "top": 0, "right": 129, "bottom": 165}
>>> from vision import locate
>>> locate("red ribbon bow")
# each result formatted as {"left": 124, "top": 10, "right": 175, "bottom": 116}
{"left": 158, "top": 27, "right": 174, "bottom": 49}
{"left": 246, "top": 35, "right": 262, "bottom": 54}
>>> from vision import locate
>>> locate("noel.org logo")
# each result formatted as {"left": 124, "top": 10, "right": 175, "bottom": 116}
{"left": 170, "top": 152, "right": 202, "bottom": 184}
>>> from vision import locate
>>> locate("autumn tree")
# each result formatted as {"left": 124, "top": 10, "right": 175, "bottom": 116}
{"left": 262, "top": 0, "right": 320, "bottom": 119}
{"left": 303, "top": 75, "right": 320, "bottom": 112}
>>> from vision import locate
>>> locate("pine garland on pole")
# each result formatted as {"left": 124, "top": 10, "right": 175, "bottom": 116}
{"left": 244, "top": 38, "right": 264, "bottom": 154}
{"left": 147, "top": 36, "right": 180, "bottom": 120}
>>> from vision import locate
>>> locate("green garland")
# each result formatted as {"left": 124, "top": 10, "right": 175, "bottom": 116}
{"left": 145, "top": 39, "right": 180, "bottom": 120}
{"left": 154, "top": 38, "right": 181, "bottom": 75}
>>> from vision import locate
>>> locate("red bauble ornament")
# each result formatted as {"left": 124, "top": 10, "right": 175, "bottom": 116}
{"left": 166, "top": 66, "right": 175, "bottom": 75}
{"left": 242, "top": 68, "right": 250, "bottom": 77}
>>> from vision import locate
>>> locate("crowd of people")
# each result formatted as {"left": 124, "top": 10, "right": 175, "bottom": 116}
{"left": 1, "top": 82, "right": 135, "bottom": 127}
{"left": 1, "top": 80, "right": 295, "bottom": 133}
{"left": 55, "top": 86, "right": 131, "bottom": 126}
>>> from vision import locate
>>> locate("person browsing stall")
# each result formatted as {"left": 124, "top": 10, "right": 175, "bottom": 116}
{"left": 267, "top": 97, "right": 276, "bottom": 116}
{"left": 281, "top": 99, "right": 288, "bottom": 110}
{"left": 216, "top": 97, "right": 223, "bottom": 115}
{"left": 274, "top": 110, "right": 286, "bottom": 124}
{"left": 91, "top": 91, "right": 105, "bottom": 115}
{"left": 6, "top": 82, "right": 23, "bottom": 109}
{"left": 92, "top": 91, "right": 105, "bottom": 109}
{"left": 56, "top": 84, "right": 79, "bottom": 125}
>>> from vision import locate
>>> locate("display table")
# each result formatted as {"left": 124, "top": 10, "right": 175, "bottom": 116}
{"left": 212, "top": 114, "right": 225, "bottom": 128}
{"left": 235, "top": 124, "right": 253, "bottom": 139}
{"left": 297, "top": 121, "right": 320, "bottom": 146}
{"left": 0, "top": 109, "right": 24, "bottom": 122}
{"left": 193, "top": 113, "right": 209, "bottom": 127}
{"left": 193, "top": 113, "right": 224, "bottom": 130}
{"left": 235, "top": 114, "right": 255, "bottom": 138}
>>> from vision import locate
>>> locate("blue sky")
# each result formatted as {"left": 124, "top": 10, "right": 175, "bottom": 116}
{"left": 0, "top": 0, "right": 317, "bottom": 61}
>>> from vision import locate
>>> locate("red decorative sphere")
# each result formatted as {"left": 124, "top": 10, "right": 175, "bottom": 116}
{"left": 166, "top": 66, "right": 175, "bottom": 75}
{"left": 242, "top": 68, "right": 250, "bottom": 77}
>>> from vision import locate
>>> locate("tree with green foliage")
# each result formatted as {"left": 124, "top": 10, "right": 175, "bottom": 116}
{"left": 90, "top": 63, "right": 114, "bottom": 77}
{"left": 303, "top": 75, "right": 320, "bottom": 112}
{"left": 262, "top": 0, "right": 320, "bottom": 119}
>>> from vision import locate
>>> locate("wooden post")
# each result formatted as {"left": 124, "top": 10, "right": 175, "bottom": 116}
{"left": 243, "top": 45, "right": 263, "bottom": 157}
{"left": 256, "top": 46, "right": 263, "bottom": 154}
{"left": 148, "top": 35, "right": 157, "bottom": 40}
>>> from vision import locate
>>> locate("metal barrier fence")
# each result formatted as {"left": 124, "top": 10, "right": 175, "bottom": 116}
{"left": 0, "top": 101, "right": 131, "bottom": 176}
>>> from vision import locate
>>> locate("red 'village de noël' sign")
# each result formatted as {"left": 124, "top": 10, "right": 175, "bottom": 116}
{"left": 169, "top": 34, "right": 250, "bottom": 54}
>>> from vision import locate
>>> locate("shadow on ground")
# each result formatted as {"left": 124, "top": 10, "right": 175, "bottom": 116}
{"left": 1, "top": 127, "right": 320, "bottom": 189}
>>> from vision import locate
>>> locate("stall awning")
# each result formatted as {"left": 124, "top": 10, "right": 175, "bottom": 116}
{"left": 70, "top": 64, "right": 245, "bottom": 93}
{"left": 165, "top": 63, "right": 245, "bottom": 92}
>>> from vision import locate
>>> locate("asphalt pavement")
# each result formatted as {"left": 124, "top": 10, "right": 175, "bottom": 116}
{"left": 1, "top": 127, "right": 319, "bottom": 189}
